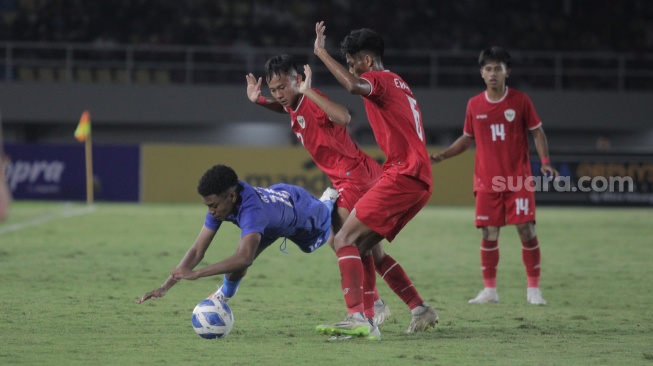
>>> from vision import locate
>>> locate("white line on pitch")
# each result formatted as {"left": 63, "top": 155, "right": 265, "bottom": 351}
{"left": 0, "top": 204, "right": 96, "bottom": 236}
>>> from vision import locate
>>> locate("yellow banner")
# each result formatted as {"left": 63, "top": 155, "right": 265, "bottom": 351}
{"left": 141, "top": 144, "right": 474, "bottom": 205}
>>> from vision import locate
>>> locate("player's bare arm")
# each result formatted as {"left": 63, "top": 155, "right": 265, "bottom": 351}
{"left": 136, "top": 226, "right": 217, "bottom": 304}
{"left": 299, "top": 64, "right": 351, "bottom": 126}
{"left": 246, "top": 73, "right": 285, "bottom": 113}
{"left": 313, "top": 21, "right": 371, "bottom": 96}
{"left": 430, "top": 135, "right": 474, "bottom": 163}
{"left": 530, "top": 127, "right": 558, "bottom": 177}
{"left": 171, "top": 232, "right": 261, "bottom": 281}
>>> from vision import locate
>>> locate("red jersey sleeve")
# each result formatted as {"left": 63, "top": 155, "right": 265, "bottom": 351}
{"left": 522, "top": 94, "right": 542, "bottom": 130}
{"left": 463, "top": 99, "right": 475, "bottom": 137}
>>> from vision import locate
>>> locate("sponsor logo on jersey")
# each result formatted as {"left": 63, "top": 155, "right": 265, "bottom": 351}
{"left": 504, "top": 109, "right": 516, "bottom": 122}
{"left": 297, "top": 116, "right": 306, "bottom": 129}
{"left": 476, "top": 215, "right": 489, "bottom": 220}
{"left": 476, "top": 114, "right": 488, "bottom": 119}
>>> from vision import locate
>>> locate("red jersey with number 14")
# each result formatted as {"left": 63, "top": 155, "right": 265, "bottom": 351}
{"left": 463, "top": 87, "right": 542, "bottom": 193}
{"left": 360, "top": 70, "right": 432, "bottom": 191}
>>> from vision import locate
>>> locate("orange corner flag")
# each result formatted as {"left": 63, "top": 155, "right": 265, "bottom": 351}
{"left": 75, "top": 110, "right": 91, "bottom": 142}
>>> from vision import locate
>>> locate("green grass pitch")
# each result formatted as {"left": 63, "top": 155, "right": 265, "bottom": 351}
{"left": 1, "top": 201, "right": 652, "bottom": 365}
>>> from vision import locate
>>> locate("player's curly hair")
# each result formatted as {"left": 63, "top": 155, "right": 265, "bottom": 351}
{"left": 264, "top": 54, "right": 299, "bottom": 80}
{"left": 340, "top": 28, "right": 384, "bottom": 60}
{"left": 197, "top": 164, "right": 239, "bottom": 196}
{"left": 478, "top": 47, "right": 511, "bottom": 68}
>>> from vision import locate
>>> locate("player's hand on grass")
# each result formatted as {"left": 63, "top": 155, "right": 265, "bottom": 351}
{"left": 314, "top": 21, "right": 326, "bottom": 55}
{"left": 136, "top": 287, "right": 167, "bottom": 304}
{"left": 246, "top": 73, "right": 263, "bottom": 103}
{"left": 298, "top": 65, "right": 313, "bottom": 94}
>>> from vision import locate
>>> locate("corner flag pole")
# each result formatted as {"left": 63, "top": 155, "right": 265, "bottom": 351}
{"left": 74, "top": 110, "right": 93, "bottom": 204}
{"left": 84, "top": 130, "right": 93, "bottom": 204}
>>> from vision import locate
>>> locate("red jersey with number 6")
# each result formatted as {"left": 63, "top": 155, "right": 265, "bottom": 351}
{"left": 463, "top": 87, "right": 542, "bottom": 193}
{"left": 360, "top": 70, "right": 432, "bottom": 191}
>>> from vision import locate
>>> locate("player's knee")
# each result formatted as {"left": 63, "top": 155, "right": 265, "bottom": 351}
{"left": 516, "top": 222, "right": 536, "bottom": 241}
{"left": 482, "top": 226, "right": 500, "bottom": 241}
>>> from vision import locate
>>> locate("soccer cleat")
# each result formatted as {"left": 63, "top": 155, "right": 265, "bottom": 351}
{"left": 319, "top": 187, "right": 339, "bottom": 203}
{"left": 368, "top": 322, "right": 382, "bottom": 341}
{"left": 316, "top": 312, "right": 370, "bottom": 337}
{"left": 406, "top": 305, "right": 439, "bottom": 333}
{"left": 468, "top": 288, "right": 499, "bottom": 304}
{"left": 207, "top": 286, "right": 232, "bottom": 303}
{"left": 527, "top": 288, "right": 547, "bottom": 305}
{"left": 373, "top": 300, "right": 391, "bottom": 327}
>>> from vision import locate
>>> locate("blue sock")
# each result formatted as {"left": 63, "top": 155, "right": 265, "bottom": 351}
{"left": 222, "top": 276, "right": 241, "bottom": 298}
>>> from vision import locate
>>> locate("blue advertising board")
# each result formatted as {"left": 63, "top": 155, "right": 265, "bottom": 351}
{"left": 4, "top": 143, "right": 140, "bottom": 202}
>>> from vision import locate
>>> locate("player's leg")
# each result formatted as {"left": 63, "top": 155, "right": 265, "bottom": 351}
{"left": 506, "top": 190, "right": 546, "bottom": 305}
{"left": 208, "top": 239, "right": 271, "bottom": 302}
{"left": 469, "top": 192, "right": 504, "bottom": 304}
{"left": 316, "top": 214, "right": 382, "bottom": 338}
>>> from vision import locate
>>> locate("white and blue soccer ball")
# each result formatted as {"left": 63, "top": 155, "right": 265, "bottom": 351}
{"left": 191, "top": 298, "right": 234, "bottom": 339}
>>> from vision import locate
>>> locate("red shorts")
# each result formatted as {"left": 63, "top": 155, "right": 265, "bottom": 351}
{"left": 475, "top": 190, "right": 536, "bottom": 227}
{"left": 354, "top": 170, "right": 431, "bottom": 242}
{"left": 334, "top": 156, "right": 383, "bottom": 212}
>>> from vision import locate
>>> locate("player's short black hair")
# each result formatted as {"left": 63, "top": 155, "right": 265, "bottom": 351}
{"left": 340, "top": 28, "right": 384, "bottom": 60}
{"left": 478, "top": 47, "right": 511, "bottom": 68}
{"left": 264, "top": 54, "right": 299, "bottom": 80}
{"left": 197, "top": 164, "right": 239, "bottom": 196}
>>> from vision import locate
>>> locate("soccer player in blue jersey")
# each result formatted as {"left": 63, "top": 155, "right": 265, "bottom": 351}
{"left": 136, "top": 164, "right": 336, "bottom": 305}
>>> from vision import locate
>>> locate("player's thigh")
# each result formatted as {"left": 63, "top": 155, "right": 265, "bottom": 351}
{"left": 334, "top": 209, "right": 384, "bottom": 252}
{"left": 505, "top": 189, "right": 536, "bottom": 225}
{"left": 475, "top": 191, "right": 506, "bottom": 227}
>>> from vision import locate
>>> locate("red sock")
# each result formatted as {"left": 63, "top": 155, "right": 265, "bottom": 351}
{"left": 376, "top": 255, "right": 423, "bottom": 310}
{"left": 481, "top": 239, "right": 499, "bottom": 288}
{"left": 522, "top": 236, "right": 541, "bottom": 288}
{"left": 361, "top": 254, "right": 376, "bottom": 319}
{"left": 336, "top": 246, "right": 364, "bottom": 314}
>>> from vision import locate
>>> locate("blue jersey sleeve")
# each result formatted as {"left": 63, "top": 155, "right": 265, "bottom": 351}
{"left": 203, "top": 212, "right": 222, "bottom": 231}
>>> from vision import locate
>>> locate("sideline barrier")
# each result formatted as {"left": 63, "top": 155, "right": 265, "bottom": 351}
{"left": 141, "top": 144, "right": 476, "bottom": 206}
{"left": 4, "top": 143, "right": 140, "bottom": 202}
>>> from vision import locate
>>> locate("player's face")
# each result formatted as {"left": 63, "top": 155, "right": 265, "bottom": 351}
{"left": 202, "top": 191, "right": 237, "bottom": 221}
{"left": 266, "top": 73, "right": 301, "bottom": 108}
{"left": 345, "top": 53, "right": 369, "bottom": 78}
{"left": 480, "top": 61, "right": 510, "bottom": 90}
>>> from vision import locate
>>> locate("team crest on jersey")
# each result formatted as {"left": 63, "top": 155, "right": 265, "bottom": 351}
{"left": 297, "top": 116, "right": 306, "bottom": 129}
{"left": 504, "top": 109, "right": 516, "bottom": 122}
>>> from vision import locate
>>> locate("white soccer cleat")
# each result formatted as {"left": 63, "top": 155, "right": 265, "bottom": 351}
{"left": 319, "top": 187, "right": 339, "bottom": 203}
{"left": 316, "top": 312, "right": 370, "bottom": 337}
{"left": 373, "top": 300, "right": 391, "bottom": 327}
{"left": 207, "top": 285, "right": 232, "bottom": 303}
{"left": 368, "top": 320, "right": 381, "bottom": 341}
{"left": 468, "top": 288, "right": 499, "bottom": 304}
{"left": 527, "top": 288, "right": 547, "bottom": 305}
{"left": 406, "top": 305, "right": 438, "bottom": 333}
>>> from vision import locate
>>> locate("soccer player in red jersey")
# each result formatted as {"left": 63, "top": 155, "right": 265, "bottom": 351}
{"left": 312, "top": 21, "right": 438, "bottom": 339}
{"left": 245, "top": 54, "right": 430, "bottom": 330}
{"left": 431, "top": 47, "right": 558, "bottom": 305}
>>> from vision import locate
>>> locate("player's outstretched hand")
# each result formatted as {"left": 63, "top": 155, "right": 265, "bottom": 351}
{"left": 430, "top": 153, "right": 445, "bottom": 164}
{"left": 246, "top": 73, "right": 263, "bottom": 103}
{"left": 314, "top": 21, "right": 326, "bottom": 55}
{"left": 298, "top": 65, "right": 313, "bottom": 94}
{"left": 136, "top": 287, "right": 167, "bottom": 304}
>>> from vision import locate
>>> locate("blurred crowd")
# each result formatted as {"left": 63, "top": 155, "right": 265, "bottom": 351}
{"left": 0, "top": 0, "right": 651, "bottom": 53}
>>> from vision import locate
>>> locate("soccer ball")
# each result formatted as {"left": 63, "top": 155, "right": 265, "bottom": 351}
{"left": 191, "top": 298, "right": 234, "bottom": 339}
